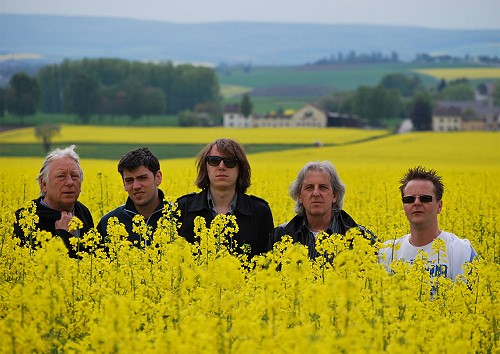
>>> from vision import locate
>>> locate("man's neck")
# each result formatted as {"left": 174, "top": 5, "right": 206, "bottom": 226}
{"left": 42, "top": 197, "right": 74, "bottom": 213}
{"left": 409, "top": 226, "right": 441, "bottom": 247}
{"left": 306, "top": 213, "right": 332, "bottom": 233}
{"left": 209, "top": 187, "right": 236, "bottom": 214}
{"left": 136, "top": 196, "right": 160, "bottom": 220}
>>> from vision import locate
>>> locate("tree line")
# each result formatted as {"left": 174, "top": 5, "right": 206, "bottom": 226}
{"left": 1, "top": 58, "right": 499, "bottom": 131}
{"left": 0, "top": 58, "right": 221, "bottom": 125}
{"left": 311, "top": 51, "right": 500, "bottom": 66}
{"left": 309, "top": 74, "right": 497, "bottom": 130}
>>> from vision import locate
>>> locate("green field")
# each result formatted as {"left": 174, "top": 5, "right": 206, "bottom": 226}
{"left": 218, "top": 62, "right": 499, "bottom": 112}
{"left": 0, "top": 142, "right": 320, "bottom": 160}
{"left": 217, "top": 62, "right": 482, "bottom": 92}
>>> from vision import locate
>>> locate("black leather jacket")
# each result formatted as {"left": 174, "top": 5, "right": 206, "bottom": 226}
{"left": 14, "top": 196, "right": 94, "bottom": 258}
{"left": 268, "top": 210, "right": 377, "bottom": 259}
{"left": 97, "top": 189, "right": 167, "bottom": 247}
{"left": 177, "top": 189, "right": 274, "bottom": 259}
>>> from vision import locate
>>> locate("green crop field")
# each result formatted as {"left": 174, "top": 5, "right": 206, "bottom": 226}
{"left": 218, "top": 62, "right": 499, "bottom": 113}
{"left": 217, "top": 62, "right": 484, "bottom": 92}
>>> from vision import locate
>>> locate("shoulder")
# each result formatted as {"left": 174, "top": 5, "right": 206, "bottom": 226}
{"left": 176, "top": 192, "right": 202, "bottom": 207}
{"left": 15, "top": 198, "right": 42, "bottom": 217}
{"left": 270, "top": 222, "right": 290, "bottom": 241}
{"left": 99, "top": 205, "right": 126, "bottom": 221}
{"left": 177, "top": 192, "right": 197, "bottom": 201}
{"left": 246, "top": 194, "right": 273, "bottom": 217}
{"left": 75, "top": 200, "right": 92, "bottom": 213}
{"left": 274, "top": 215, "right": 303, "bottom": 233}
{"left": 356, "top": 224, "right": 378, "bottom": 243}
{"left": 246, "top": 194, "right": 270, "bottom": 206}
{"left": 381, "top": 235, "right": 407, "bottom": 249}
{"left": 440, "top": 231, "right": 468, "bottom": 246}
{"left": 378, "top": 235, "right": 407, "bottom": 260}
{"left": 440, "top": 231, "right": 475, "bottom": 254}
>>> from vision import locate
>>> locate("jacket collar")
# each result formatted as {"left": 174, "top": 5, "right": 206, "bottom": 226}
{"left": 284, "top": 209, "right": 358, "bottom": 234}
{"left": 124, "top": 189, "right": 166, "bottom": 214}
{"left": 188, "top": 189, "right": 251, "bottom": 216}
{"left": 35, "top": 196, "right": 77, "bottom": 220}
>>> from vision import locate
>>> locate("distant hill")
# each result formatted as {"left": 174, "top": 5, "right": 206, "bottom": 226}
{"left": 1, "top": 14, "right": 499, "bottom": 66}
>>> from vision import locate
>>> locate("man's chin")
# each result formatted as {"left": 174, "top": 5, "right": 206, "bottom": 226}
{"left": 131, "top": 198, "right": 146, "bottom": 206}
{"left": 61, "top": 197, "right": 78, "bottom": 204}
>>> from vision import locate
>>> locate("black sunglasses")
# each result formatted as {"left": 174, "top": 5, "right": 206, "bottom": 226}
{"left": 402, "top": 195, "right": 434, "bottom": 204}
{"left": 206, "top": 155, "right": 238, "bottom": 168}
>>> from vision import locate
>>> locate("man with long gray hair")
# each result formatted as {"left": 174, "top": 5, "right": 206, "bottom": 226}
{"left": 268, "top": 161, "right": 375, "bottom": 259}
{"left": 14, "top": 145, "right": 94, "bottom": 258}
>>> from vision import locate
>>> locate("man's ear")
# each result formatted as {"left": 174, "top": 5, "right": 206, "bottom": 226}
{"left": 155, "top": 170, "right": 163, "bottom": 186}
{"left": 41, "top": 179, "right": 48, "bottom": 195}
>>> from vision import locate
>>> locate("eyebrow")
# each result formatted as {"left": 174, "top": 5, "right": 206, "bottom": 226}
{"left": 125, "top": 173, "right": 148, "bottom": 179}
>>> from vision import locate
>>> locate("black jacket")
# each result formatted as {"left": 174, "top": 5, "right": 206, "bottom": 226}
{"left": 268, "top": 210, "right": 377, "bottom": 259}
{"left": 97, "top": 189, "right": 167, "bottom": 247}
{"left": 14, "top": 197, "right": 94, "bottom": 258}
{"left": 177, "top": 189, "right": 274, "bottom": 258}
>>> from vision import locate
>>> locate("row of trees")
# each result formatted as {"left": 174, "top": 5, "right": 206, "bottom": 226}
{"left": 2, "top": 58, "right": 498, "bottom": 130}
{"left": 313, "top": 51, "right": 400, "bottom": 65}
{"left": 306, "top": 52, "right": 500, "bottom": 67}
{"left": 1, "top": 58, "right": 221, "bottom": 124}
{"left": 313, "top": 73, "right": 490, "bottom": 129}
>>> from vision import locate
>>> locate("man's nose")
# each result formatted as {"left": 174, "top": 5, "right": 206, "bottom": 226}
{"left": 64, "top": 175, "right": 74, "bottom": 184}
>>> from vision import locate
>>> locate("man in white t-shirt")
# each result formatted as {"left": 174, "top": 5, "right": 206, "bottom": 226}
{"left": 379, "top": 166, "right": 477, "bottom": 281}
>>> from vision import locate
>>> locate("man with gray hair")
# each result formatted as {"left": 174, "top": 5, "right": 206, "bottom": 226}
{"left": 268, "top": 161, "right": 375, "bottom": 259}
{"left": 14, "top": 145, "right": 94, "bottom": 258}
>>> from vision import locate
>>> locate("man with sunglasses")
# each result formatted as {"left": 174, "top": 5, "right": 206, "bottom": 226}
{"left": 176, "top": 138, "right": 274, "bottom": 259}
{"left": 379, "top": 166, "right": 477, "bottom": 281}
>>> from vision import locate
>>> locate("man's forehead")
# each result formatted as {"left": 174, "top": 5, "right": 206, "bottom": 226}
{"left": 304, "top": 170, "right": 329, "bottom": 182}
{"left": 405, "top": 179, "right": 434, "bottom": 191}
{"left": 122, "top": 166, "right": 151, "bottom": 177}
{"left": 50, "top": 158, "right": 78, "bottom": 171}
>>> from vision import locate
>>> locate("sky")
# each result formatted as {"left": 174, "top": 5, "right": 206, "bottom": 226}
{"left": 1, "top": 0, "right": 500, "bottom": 30}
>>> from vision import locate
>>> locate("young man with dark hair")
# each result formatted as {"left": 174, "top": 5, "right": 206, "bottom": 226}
{"left": 97, "top": 147, "right": 167, "bottom": 247}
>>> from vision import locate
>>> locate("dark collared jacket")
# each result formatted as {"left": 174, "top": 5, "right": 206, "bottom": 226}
{"left": 97, "top": 189, "right": 167, "bottom": 247}
{"left": 14, "top": 196, "right": 94, "bottom": 258}
{"left": 268, "top": 210, "right": 377, "bottom": 259}
{"left": 176, "top": 189, "right": 274, "bottom": 259}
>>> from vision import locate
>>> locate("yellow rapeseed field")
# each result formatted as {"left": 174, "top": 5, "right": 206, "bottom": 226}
{"left": 0, "top": 129, "right": 498, "bottom": 353}
{"left": 413, "top": 67, "right": 500, "bottom": 80}
{"left": 0, "top": 125, "right": 388, "bottom": 144}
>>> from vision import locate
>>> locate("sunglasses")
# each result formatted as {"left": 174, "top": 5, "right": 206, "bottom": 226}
{"left": 206, "top": 155, "right": 238, "bottom": 168}
{"left": 402, "top": 195, "right": 434, "bottom": 204}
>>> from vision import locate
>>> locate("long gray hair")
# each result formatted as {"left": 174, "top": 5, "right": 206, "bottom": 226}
{"left": 289, "top": 161, "right": 345, "bottom": 216}
{"left": 37, "top": 145, "right": 83, "bottom": 196}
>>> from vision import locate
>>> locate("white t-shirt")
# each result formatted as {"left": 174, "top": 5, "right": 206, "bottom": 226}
{"left": 379, "top": 231, "right": 477, "bottom": 281}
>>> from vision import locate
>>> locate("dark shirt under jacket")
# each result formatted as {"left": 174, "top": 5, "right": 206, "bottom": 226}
{"left": 97, "top": 189, "right": 168, "bottom": 247}
{"left": 14, "top": 196, "right": 94, "bottom": 258}
{"left": 177, "top": 189, "right": 274, "bottom": 259}
{"left": 268, "top": 210, "right": 377, "bottom": 259}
